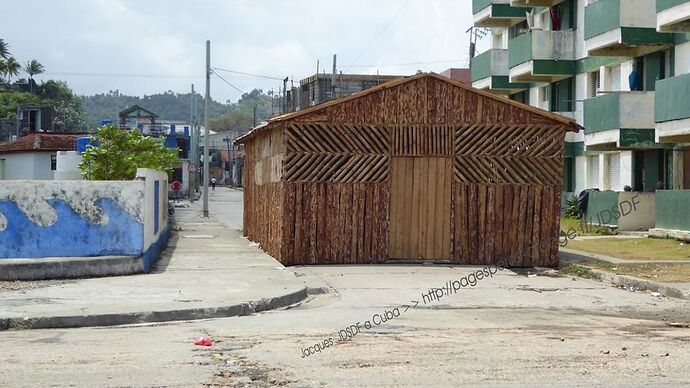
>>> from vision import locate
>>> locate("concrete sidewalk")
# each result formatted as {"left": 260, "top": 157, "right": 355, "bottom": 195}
{"left": 560, "top": 248, "right": 690, "bottom": 299}
{"left": 0, "top": 200, "right": 307, "bottom": 330}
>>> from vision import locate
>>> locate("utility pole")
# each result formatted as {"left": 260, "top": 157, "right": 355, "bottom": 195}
{"left": 223, "top": 135, "right": 232, "bottom": 187}
{"left": 203, "top": 40, "right": 210, "bottom": 218}
{"left": 282, "top": 77, "right": 288, "bottom": 114}
{"left": 189, "top": 83, "right": 196, "bottom": 201}
{"left": 253, "top": 104, "right": 257, "bottom": 127}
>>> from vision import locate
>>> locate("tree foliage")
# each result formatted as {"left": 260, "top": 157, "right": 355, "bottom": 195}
{"left": 79, "top": 125, "right": 179, "bottom": 180}
{"left": 0, "top": 39, "right": 9, "bottom": 60}
{"left": 209, "top": 89, "right": 272, "bottom": 133}
{"left": 79, "top": 88, "right": 273, "bottom": 131}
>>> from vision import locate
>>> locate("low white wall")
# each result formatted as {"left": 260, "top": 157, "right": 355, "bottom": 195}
{"left": 618, "top": 192, "right": 656, "bottom": 231}
{"left": 55, "top": 151, "right": 83, "bottom": 181}
{"left": 136, "top": 168, "right": 169, "bottom": 254}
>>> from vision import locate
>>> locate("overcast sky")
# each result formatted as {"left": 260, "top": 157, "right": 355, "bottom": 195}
{"left": 3, "top": 0, "right": 486, "bottom": 103}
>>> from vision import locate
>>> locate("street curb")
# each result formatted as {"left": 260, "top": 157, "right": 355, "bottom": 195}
{"left": 0, "top": 287, "right": 308, "bottom": 331}
{"left": 0, "top": 256, "right": 144, "bottom": 281}
{"left": 559, "top": 251, "right": 690, "bottom": 300}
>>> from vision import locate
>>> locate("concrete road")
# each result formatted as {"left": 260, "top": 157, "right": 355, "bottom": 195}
{"left": 1, "top": 188, "right": 690, "bottom": 386}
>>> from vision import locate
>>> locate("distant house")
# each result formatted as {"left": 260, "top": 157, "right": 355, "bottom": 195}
{"left": 274, "top": 72, "right": 402, "bottom": 116}
{"left": 439, "top": 68, "right": 471, "bottom": 84}
{"left": 0, "top": 133, "right": 81, "bottom": 180}
{"left": 16, "top": 104, "right": 54, "bottom": 136}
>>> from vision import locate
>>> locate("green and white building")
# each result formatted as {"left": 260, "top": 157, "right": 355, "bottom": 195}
{"left": 471, "top": 0, "right": 690, "bottom": 198}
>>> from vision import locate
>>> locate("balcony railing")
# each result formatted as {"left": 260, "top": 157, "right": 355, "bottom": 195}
{"left": 655, "top": 73, "right": 690, "bottom": 142}
{"left": 473, "top": 0, "right": 529, "bottom": 27}
{"left": 584, "top": 92, "right": 655, "bottom": 134}
{"left": 508, "top": 29, "right": 576, "bottom": 82}
{"left": 471, "top": 49, "right": 530, "bottom": 93}
{"left": 585, "top": 0, "right": 672, "bottom": 56}
{"left": 584, "top": 91, "right": 657, "bottom": 149}
{"left": 657, "top": 0, "right": 690, "bottom": 31}
{"left": 471, "top": 49, "right": 508, "bottom": 82}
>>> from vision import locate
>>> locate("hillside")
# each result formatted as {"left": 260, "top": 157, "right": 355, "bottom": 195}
{"left": 79, "top": 89, "right": 273, "bottom": 131}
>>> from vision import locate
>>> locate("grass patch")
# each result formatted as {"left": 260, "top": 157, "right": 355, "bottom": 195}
{"left": 566, "top": 237, "right": 690, "bottom": 260}
{"left": 560, "top": 216, "right": 612, "bottom": 236}
{"left": 584, "top": 260, "right": 690, "bottom": 283}
{"left": 559, "top": 263, "right": 602, "bottom": 280}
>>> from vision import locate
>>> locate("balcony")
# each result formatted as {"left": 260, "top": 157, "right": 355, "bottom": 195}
{"left": 657, "top": 0, "right": 690, "bottom": 32}
{"left": 508, "top": 30, "right": 576, "bottom": 83}
{"left": 511, "top": 0, "right": 564, "bottom": 6}
{"left": 584, "top": 92, "right": 656, "bottom": 150}
{"left": 473, "top": 0, "right": 530, "bottom": 28}
{"left": 585, "top": 0, "right": 672, "bottom": 56}
{"left": 655, "top": 73, "right": 690, "bottom": 142}
{"left": 471, "top": 49, "right": 530, "bottom": 94}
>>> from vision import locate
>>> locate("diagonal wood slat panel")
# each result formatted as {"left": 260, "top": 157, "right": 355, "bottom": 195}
{"left": 287, "top": 122, "right": 390, "bottom": 154}
{"left": 285, "top": 153, "right": 389, "bottom": 183}
{"left": 452, "top": 124, "right": 564, "bottom": 186}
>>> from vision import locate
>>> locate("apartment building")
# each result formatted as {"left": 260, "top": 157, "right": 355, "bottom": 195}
{"left": 471, "top": 0, "right": 690, "bottom": 196}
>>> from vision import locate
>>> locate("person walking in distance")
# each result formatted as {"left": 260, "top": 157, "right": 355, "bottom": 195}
{"left": 171, "top": 179, "right": 182, "bottom": 202}
{"left": 210, "top": 176, "right": 217, "bottom": 191}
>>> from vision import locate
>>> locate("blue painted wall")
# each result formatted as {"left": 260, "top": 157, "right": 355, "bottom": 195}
{"left": 0, "top": 198, "right": 143, "bottom": 258}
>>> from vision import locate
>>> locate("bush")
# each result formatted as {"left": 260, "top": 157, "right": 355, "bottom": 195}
{"left": 79, "top": 125, "right": 178, "bottom": 180}
{"left": 563, "top": 195, "right": 581, "bottom": 219}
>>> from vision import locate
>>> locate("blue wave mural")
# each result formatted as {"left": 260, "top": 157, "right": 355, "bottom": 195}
{"left": 0, "top": 198, "right": 143, "bottom": 258}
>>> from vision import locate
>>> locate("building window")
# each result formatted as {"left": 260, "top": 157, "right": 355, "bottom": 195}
{"left": 550, "top": 78, "right": 574, "bottom": 112}
{"left": 50, "top": 154, "right": 57, "bottom": 171}
{"left": 510, "top": 91, "right": 529, "bottom": 105}
{"left": 590, "top": 70, "right": 600, "bottom": 98}
{"left": 509, "top": 20, "right": 529, "bottom": 39}
{"left": 606, "top": 64, "right": 621, "bottom": 91}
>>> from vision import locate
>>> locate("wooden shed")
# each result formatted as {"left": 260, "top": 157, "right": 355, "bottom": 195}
{"left": 235, "top": 72, "right": 579, "bottom": 267}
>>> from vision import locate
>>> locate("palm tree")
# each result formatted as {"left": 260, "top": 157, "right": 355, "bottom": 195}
{"left": 0, "top": 60, "right": 6, "bottom": 83}
{"left": 24, "top": 59, "right": 44, "bottom": 79}
{"left": 4, "top": 57, "right": 20, "bottom": 82}
{"left": 0, "top": 39, "right": 9, "bottom": 60}
{"left": 24, "top": 59, "right": 44, "bottom": 92}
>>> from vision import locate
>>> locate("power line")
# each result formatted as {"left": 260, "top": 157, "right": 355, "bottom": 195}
{"left": 343, "top": 0, "right": 414, "bottom": 72}
{"left": 210, "top": 69, "right": 244, "bottom": 94}
{"left": 212, "top": 67, "right": 284, "bottom": 81}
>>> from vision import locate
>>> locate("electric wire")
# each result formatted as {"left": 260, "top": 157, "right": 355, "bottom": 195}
{"left": 210, "top": 68, "right": 244, "bottom": 93}
{"left": 343, "top": 0, "right": 414, "bottom": 71}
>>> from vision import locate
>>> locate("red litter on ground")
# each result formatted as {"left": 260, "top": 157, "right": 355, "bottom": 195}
{"left": 194, "top": 335, "right": 213, "bottom": 347}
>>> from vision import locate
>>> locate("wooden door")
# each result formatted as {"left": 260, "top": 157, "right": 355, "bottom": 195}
{"left": 389, "top": 157, "right": 452, "bottom": 259}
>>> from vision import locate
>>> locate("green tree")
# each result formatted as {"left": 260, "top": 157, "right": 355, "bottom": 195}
{"left": 3, "top": 57, "right": 20, "bottom": 82}
{"left": 24, "top": 59, "right": 44, "bottom": 92}
{"left": 24, "top": 59, "right": 44, "bottom": 79}
{"left": 0, "top": 39, "right": 9, "bottom": 60}
{"left": 208, "top": 111, "right": 253, "bottom": 133}
{"left": 79, "top": 125, "right": 179, "bottom": 180}
{"left": 0, "top": 91, "right": 41, "bottom": 120}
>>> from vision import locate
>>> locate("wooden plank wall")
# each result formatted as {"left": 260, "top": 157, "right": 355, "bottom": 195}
{"left": 451, "top": 184, "right": 561, "bottom": 267}
{"left": 242, "top": 129, "right": 285, "bottom": 260}
{"left": 450, "top": 123, "right": 564, "bottom": 267}
{"left": 389, "top": 157, "right": 452, "bottom": 260}
{"left": 279, "top": 182, "right": 389, "bottom": 265}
